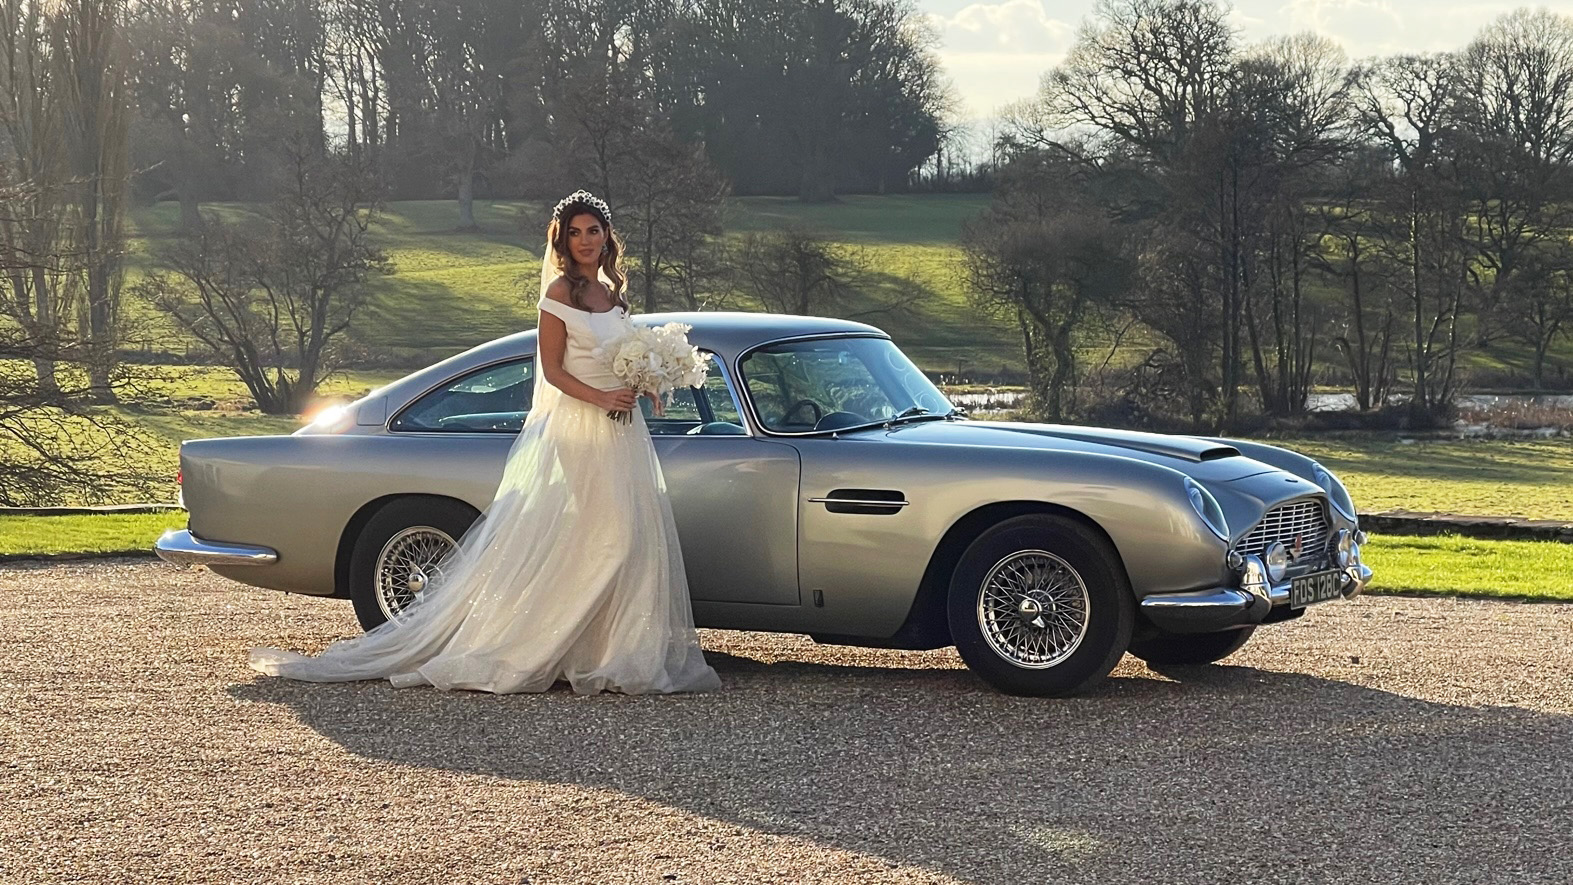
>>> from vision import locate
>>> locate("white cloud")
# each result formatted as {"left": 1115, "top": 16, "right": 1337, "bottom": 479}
{"left": 1258, "top": 0, "right": 1522, "bottom": 58}
{"left": 930, "top": 0, "right": 1078, "bottom": 54}
{"left": 1279, "top": 0, "right": 1406, "bottom": 41}
{"left": 927, "top": 0, "right": 1078, "bottom": 116}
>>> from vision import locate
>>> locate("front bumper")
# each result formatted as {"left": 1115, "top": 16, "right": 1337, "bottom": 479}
{"left": 154, "top": 529, "right": 278, "bottom": 567}
{"left": 1139, "top": 561, "right": 1372, "bottom": 634}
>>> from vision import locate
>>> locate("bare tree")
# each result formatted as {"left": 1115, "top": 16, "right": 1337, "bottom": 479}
{"left": 1040, "top": 0, "right": 1250, "bottom": 429}
{"left": 0, "top": 181, "right": 153, "bottom": 504}
{"left": 136, "top": 137, "right": 390, "bottom": 414}
{"left": 1047, "top": 0, "right": 1235, "bottom": 166}
{"left": 0, "top": 0, "right": 70, "bottom": 398}
{"left": 1351, "top": 52, "right": 1471, "bottom": 422}
{"left": 1454, "top": 8, "right": 1573, "bottom": 385}
{"left": 124, "top": 0, "right": 225, "bottom": 231}
{"left": 962, "top": 150, "right": 1130, "bottom": 420}
{"left": 1238, "top": 34, "right": 1355, "bottom": 417}
{"left": 1312, "top": 152, "right": 1400, "bottom": 411}
{"left": 734, "top": 227, "right": 863, "bottom": 316}
{"left": 615, "top": 126, "right": 729, "bottom": 314}
{"left": 54, "top": 0, "right": 131, "bottom": 402}
{"left": 1498, "top": 247, "right": 1573, "bottom": 386}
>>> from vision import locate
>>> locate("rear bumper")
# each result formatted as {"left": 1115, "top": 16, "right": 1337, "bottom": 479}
{"left": 1140, "top": 563, "right": 1372, "bottom": 634}
{"left": 154, "top": 529, "right": 278, "bottom": 567}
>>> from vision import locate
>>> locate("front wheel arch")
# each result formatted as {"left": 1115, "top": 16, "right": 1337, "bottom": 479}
{"left": 333, "top": 494, "right": 481, "bottom": 600}
{"left": 884, "top": 501, "right": 1132, "bottom": 651}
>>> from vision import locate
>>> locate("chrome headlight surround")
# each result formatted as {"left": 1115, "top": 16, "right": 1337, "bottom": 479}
{"left": 1184, "top": 477, "right": 1229, "bottom": 541}
{"left": 1263, "top": 541, "right": 1289, "bottom": 583}
{"left": 1311, "top": 461, "right": 1358, "bottom": 522}
{"left": 1334, "top": 529, "right": 1355, "bottom": 568}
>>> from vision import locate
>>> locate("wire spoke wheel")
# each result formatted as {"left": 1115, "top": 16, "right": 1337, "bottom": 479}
{"left": 375, "top": 527, "right": 459, "bottom": 621}
{"left": 976, "top": 549, "right": 1090, "bottom": 669}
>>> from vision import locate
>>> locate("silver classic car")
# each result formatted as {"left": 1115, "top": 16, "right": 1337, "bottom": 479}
{"left": 157, "top": 313, "right": 1372, "bottom": 696}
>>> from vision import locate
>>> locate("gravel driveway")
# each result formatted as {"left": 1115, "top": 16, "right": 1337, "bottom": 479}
{"left": 3, "top": 558, "right": 1571, "bottom": 884}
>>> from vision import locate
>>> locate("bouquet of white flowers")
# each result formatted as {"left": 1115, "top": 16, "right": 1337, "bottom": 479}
{"left": 594, "top": 322, "right": 709, "bottom": 423}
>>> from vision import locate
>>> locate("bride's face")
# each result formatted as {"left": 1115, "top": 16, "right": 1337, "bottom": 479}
{"left": 565, "top": 212, "right": 607, "bottom": 266}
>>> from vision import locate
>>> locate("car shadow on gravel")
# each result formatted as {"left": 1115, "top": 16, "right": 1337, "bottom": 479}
{"left": 232, "top": 653, "right": 1573, "bottom": 884}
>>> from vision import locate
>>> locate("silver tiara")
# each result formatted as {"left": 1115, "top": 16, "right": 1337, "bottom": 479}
{"left": 552, "top": 190, "right": 612, "bottom": 225}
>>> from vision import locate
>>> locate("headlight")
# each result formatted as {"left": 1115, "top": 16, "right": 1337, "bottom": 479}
{"left": 1312, "top": 462, "right": 1358, "bottom": 522}
{"left": 1264, "top": 541, "right": 1289, "bottom": 583}
{"left": 1185, "top": 478, "right": 1229, "bottom": 541}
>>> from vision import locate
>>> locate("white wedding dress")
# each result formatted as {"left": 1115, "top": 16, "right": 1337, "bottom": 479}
{"left": 249, "top": 296, "right": 721, "bottom": 695}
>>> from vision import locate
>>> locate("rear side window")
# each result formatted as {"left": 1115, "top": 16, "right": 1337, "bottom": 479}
{"left": 391, "top": 359, "right": 533, "bottom": 433}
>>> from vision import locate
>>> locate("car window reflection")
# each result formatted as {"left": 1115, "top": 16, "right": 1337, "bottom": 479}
{"left": 390, "top": 359, "right": 533, "bottom": 433}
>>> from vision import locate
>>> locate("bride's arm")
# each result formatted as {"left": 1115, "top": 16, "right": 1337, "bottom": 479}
{"left": 537, "top": 308, "right": 637, "bottom": 413}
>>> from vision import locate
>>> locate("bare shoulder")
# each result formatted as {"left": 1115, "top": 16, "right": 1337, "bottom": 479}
{"left": 543, "top": 277, "right": 573, "bottom": 305}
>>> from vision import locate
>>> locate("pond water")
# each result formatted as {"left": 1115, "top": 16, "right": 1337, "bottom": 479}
{"left": 943, "top": 389, "right": 1573, "bottom": 431}
{"left": 1306, "top": 392, "right": 1573, "bottom": 413}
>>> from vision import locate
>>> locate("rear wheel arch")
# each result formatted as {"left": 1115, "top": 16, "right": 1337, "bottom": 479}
{"left": 891, "top": 501, "right": 1133, "bottom": 649}
{"left": 333, "top": 494, "right": 482, "bottom": 600}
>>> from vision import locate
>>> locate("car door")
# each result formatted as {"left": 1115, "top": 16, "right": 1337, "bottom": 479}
{"left": 647, "top": 357, "right": 801, "bottom": 606}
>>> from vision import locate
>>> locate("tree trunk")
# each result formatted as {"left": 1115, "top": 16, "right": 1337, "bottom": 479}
{"left": 1347, "top": 239, "right": 1371, "bottom": 410}
{"left": 32, "top": 356, "right": 60, "bottom": 400}
{"left": 457, "top": 161, "right": 476, "bottom": 231}
{"left": 799, "top": 142, "right": 836, "bottom": 203}
{"left": 83, "top": 184, "right": 118, "bottom": 404}
{"left": 1408, "top": 193, "right": 1429, "bottom": 425}
{"left": 178, "top": 187, "right": 201, "bottom": 233}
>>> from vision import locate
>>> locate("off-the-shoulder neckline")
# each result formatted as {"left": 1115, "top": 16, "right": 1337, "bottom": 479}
{"left": 542, "top": 297, "right": 625, "bottom": 316}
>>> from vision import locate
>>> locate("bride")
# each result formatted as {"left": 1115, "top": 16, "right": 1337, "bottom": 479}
{"left": 250, "top": 191, "right": 721, "bottom": 695}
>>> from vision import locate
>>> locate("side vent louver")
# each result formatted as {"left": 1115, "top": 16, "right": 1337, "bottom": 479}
{"left": 808, "top": 489, "right": 909, "bottom": 515}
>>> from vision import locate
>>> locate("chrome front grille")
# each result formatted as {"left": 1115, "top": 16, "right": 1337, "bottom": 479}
{"left": 1235, "top": 499, "right": 1331, "bottom": 559}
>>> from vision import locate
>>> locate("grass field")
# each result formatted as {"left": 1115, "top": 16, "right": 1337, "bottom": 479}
{"left": 0, "top": 511, "right": 187, "bottom": 557}
{"left": 1362, "top": 534, "right": 1573, "bottom": 602}
{"left": 124, "top": 195, "right": 1022, "bottom": 377}
{"left": 1276, "top": 436, "right": 1573, "bottom": 520}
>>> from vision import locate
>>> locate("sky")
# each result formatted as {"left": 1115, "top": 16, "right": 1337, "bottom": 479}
{"left": 920, "top": 0, "right": 1545, "bottom": 124}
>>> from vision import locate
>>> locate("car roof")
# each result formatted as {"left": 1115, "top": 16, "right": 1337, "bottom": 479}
{"left": 374, "top": 311, "right": 889, "bottom": 412}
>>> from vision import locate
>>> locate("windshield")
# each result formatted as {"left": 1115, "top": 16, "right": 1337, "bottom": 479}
{"left": 739, "top": 336, "right": 954, "bottom": 433}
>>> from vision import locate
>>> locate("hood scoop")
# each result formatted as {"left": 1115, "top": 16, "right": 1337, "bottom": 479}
{"left": 991, "top": 424, "right": 1242, "bottom": 463}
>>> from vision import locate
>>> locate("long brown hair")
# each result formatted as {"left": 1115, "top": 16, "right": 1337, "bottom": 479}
{"left": 546, "top": 198, "right": 627, "bottom": 311}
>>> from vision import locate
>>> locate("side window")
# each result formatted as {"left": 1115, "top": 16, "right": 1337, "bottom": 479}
{"left": 699, "top": 368, "right": 742, "bottom": 424}
{"left": 642, "top": 387, "right": 702, "bottom": 435}
{"left": 390, "top": 359, "right": 533, "bottom": 433}
{"left": 642, "top": 352, "right": 746, "bottom": 436}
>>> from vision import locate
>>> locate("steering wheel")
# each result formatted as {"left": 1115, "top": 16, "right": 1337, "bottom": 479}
{"left": 814, "top": 411, "right": 868, "bottom": 431}
{"left": 781, "top": 399, "right": 823, "bottom": 426}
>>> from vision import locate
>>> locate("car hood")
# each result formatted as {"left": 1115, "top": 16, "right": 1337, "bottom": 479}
{"left": 868, "top": 419, "right": 1279, "bottom": 482}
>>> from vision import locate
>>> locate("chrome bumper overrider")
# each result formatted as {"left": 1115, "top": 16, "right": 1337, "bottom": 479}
{"left": 1140, "top": 531, "right": 1372, "bottom": 634}
{"left": 154, "top": 529, "right": 278, "bottom": 567}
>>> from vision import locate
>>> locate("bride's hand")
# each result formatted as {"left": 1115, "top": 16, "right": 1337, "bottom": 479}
{"left": 598, "top": 387, "right": 637, "bottom": 412}
{"left": 647, "top": 392, "right": 665, "bottom": 417}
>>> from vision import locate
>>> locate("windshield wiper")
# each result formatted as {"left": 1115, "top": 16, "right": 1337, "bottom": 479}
{"left": 886, "top": 406, "right": 951, "bottom": 426}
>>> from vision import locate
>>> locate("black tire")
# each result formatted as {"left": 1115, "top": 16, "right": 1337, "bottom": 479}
{"left": 348, "top": 496, "right": 479, "bottom": 631}
{"left": 1128, "top": 626, "right": 1256, "bottom": 666}
{"left": 947, "top": 514, "right": 1134, "bottom": 697}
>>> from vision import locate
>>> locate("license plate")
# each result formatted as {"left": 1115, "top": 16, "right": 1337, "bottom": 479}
{"left": 1290, "top": 570, "right": 1343, "bottom": 609}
